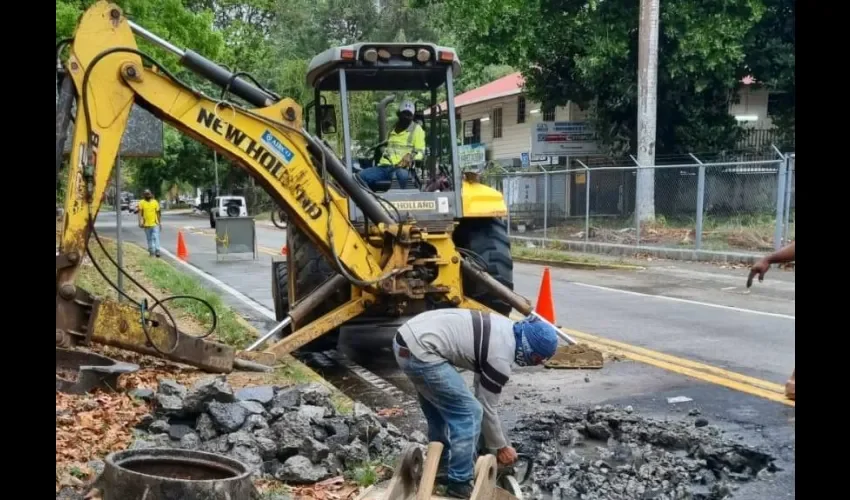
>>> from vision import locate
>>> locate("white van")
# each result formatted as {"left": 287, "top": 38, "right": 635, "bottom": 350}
{"left": 209, "top": 196, "right": 248, "bottom": 228}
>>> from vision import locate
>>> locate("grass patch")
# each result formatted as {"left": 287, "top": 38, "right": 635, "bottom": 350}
{"left": 77, "top": 239, "right": 254, "bottom": 348}
{"left": 346, "top": 460, "right": 387, "bottom": 487}
{"left": 512, "top": 246, "right": 606, "bottom": 264}
{"left": 511, "top": 246, "right": 638, "bottom": 268}
{"left": 532, "top": 211, "right": 791, "bottom": 252}
{"left": 76, "top": 238, "right": 354, "bottom": 413}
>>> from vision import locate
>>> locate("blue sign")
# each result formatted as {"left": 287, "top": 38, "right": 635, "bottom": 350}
{"left": 261, "top": 130, "right": 296, "bottom": 164}
{"left": 520, "top": 152, "right": 530, "bottom": 168}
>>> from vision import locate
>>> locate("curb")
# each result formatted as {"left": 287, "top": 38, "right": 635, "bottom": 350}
{"left": 510, "top": 236, "right": 765, "bottom": 265}
{"left": 512, "top": 256, "right": 645, "bottom": 271}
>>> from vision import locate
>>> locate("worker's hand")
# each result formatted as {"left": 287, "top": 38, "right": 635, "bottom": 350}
{"left": 746, "top": 257, "right": 771, "bottom": 288}
{"left": 497, "top": 446, "right": 518, "bottom": 466}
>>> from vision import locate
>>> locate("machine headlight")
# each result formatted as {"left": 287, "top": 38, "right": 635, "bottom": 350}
{"left": 416, "top": 49, "right": 430, "bottom": 63}
{"left": 363, "top": 48, "right": 378, "bottom": 63}
{"left": 402, "top": 48, "right": 416, "bottom": 58}
{"left": 377, "top": 49, "right": 391, "bottom": 60}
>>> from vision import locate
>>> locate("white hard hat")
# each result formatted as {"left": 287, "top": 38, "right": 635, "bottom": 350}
{"left": 399, "top": 100, "right": 416, "bottom": 115}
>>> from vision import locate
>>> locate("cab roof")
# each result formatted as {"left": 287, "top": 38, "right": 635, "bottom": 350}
{"left": 306, "top": 42, "right": 462, "bottom": 92}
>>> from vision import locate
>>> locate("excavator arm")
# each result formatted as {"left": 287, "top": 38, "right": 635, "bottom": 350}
{"left": 56, "top": 2, "right": 533, "bottom": 373}
{"left": 55, "top": 2, "right": 407, "bottom": 371}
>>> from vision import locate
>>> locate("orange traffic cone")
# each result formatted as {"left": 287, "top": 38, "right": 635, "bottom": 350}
{"left": 176, "top": 230, "right": 189, "bottom": 261}
{"left": 535, "top": 267, "right": 556, "bottom": 323}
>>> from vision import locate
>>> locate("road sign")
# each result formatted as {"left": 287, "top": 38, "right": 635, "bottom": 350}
{"left": 531, "top": 121, "right": 599, "bottom": 156}
{"left": 520, "top": 152, "right": 530, "bottom": 168}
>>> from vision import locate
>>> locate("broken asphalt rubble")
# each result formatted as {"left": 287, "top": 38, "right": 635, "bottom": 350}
{"left": 130, "top": 377, "right": 422, "bottom": 485}
{"left": 512, "top": 406, "right": 779, "bottom": 500}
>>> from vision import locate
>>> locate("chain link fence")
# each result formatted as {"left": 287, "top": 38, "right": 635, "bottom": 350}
{"left": 484, "top": 150, "right": 795, "bottom": 256}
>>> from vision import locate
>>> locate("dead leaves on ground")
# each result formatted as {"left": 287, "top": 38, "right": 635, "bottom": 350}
{"left": 256, "top": 476, "right": 361, "bottom": 499}
{"left": 376, "top": 407, "right": 404, "bottom": 418}
{"left": 55, "top": 390, "right": 149, "bottom": 491}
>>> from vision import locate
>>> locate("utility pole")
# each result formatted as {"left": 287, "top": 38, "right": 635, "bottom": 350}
{"left": 213, "top": 151, "right": 220, "bottom": 197}
{"left": 636, "top": 0, "right": 659, "bottom": 222}
{"left": 115, "top": 156, "right": 124, "bottom": 300}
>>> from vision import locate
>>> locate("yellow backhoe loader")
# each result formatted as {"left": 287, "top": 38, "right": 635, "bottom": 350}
{"left": 55, "top": 1, "right": 577, "bottom": 377}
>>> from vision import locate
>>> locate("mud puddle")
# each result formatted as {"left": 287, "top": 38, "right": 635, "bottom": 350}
{"left": 512, "top": 406, "right": 778, "bottom": 500}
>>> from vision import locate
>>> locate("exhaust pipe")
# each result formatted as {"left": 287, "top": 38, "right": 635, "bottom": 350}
{"left": 377, "top": 95, "right": 396, "bottom": 143}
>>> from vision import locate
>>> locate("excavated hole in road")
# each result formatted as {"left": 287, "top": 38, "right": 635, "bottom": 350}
{"left": 511, "top": 406, "right": 779, "bottom": 500}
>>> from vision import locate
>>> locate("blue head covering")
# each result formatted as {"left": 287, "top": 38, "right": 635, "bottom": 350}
{"left": 512, "top": 315, "right": 559, "bottom": 366}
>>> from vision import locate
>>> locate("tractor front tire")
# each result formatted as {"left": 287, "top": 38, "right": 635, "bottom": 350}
{"left": 454, "top": 217, "right": 515, "bottom": 316}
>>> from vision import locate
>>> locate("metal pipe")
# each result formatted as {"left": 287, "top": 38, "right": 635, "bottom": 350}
{"left": 245, "top": 273, "right": 349, "bottom": 352}
{"left": 461, "top": 260, "right": 532, "bottom": 314}
{"left": 530, "top": 312, "right": 577, "bottom": 345}
{"left": 585, "top": 168, "right": 591, "bottom": 244}
{"left": 339, "top": 70, "right": 354, "bottom": 174}
{"left": 377, "top": 95, "right": 396, "bottom": 143}
{"left": 772, "top": 161, "right": 787, "bottom": 250}
{"left": 782, "top": 156, "right": 793, "bottom": 244}
{"left": 129, "top": 21, "right": 186, "bottom": 57}
{"left": 690, "top": 153, "right": 706, "bottom": 251}
{"left": 543, "top": 171, "right": 549, "bottom": 247}
{"left": 129, "top": 21, "right": 275, "bottom": 108}
{"left": 115, "top": 156, "right": 124, "bottom": 299}
{"left": 307, "top": 135, "right": 395, "bottom": 226}
{"left": 445, "top": 68, "right": 464, "bottom": 217}
{"left": 246, "top": 316, "right": 292, "bottom": 352}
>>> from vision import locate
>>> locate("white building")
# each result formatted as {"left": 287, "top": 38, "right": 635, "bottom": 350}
{"left": 452, "top": 72, "right": 777, "bottom": 167}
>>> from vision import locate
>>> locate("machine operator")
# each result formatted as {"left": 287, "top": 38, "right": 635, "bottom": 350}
{"left": 393, "top": 309, "right": 560, "bottom": 498}
{"left": 359, "top": 100, "right": 426, "bottom": 191}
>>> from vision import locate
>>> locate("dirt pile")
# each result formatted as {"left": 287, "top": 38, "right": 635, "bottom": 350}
{"left": 512, "top": 406, "right": 778, "bottom": 500}
{"left": 130, "top": 377, "right": 418, "bottom": 485}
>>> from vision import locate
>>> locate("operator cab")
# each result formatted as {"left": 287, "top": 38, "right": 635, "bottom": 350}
{"left": 305, "top": 43, "right": 464, "bottom": 224}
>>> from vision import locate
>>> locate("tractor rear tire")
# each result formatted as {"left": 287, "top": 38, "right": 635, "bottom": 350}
{"left": 454, "top": 217, "right": 515, "bottom": 316}
{"left": 270, "top": 224, "right": 348, "bottom": 352}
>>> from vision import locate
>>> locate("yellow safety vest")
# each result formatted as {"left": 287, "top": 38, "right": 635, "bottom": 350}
{"left": 379, "top": 123, "right": 426, "bottom": 167}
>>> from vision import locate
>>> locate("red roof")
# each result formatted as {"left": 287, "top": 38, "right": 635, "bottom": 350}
{"left": 454, "top": 72, "right": 525, "bottom": 108}
{"left": 431, "top": 72, "right": 756, "bottom": 113}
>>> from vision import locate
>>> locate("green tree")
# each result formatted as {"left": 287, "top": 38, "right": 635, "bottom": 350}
{"left": 420, "top": 0, "right": 795, "bottom": 154}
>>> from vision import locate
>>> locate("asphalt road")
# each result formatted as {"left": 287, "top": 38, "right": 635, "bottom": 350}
{"left": 93, "top": 211, "right": 795, "bottom": 498}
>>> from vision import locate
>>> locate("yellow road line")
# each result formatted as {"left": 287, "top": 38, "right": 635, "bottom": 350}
{"left": 562, "top": 329, "right": 786, "bottom": 393}
{"left": 509, "top": 312, "right": 793, "bottom": 407}
{"left": 187, "top": 228, "right": 792, "bottom": 406}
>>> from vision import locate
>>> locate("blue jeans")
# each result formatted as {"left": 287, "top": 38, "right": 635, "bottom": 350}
{"left": 144, "top": 225, "right": 160, "bottom": 254}
{"left": 393, "top": 337, "right": 482, "bottom": 483}
{"left": 359, "top": 165, "right": 410, "bottom": 190}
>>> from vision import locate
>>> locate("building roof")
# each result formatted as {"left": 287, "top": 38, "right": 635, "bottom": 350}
{"left": 431, "top": 72, "right": 756, "bottom": 114}
{"left": 454, "top": 72, "right": 525, "bottom": 107}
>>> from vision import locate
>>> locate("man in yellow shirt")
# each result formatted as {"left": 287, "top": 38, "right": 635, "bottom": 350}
{"left": 137, "top": 189, "right": 162, "bottom": 257}
{"left": 359, "top": 100, "right": 426, "bottom": 191}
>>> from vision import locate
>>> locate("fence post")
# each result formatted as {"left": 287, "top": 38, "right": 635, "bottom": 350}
{"left": 772, "top": 158, "right": 787, "bottom": 251}
{"left": 689, "top": 153, "right": 706, "bottom": 251}
{"left": 505, "top": 173, "right": 511, "bottom": 239}
{"left": 543, "top": 169, "right": 549, "bottom": 248}
{"left": 630, "top": 155, "right": 642, "bottom": 247}
{"left": 115, "top": 155, "right": 124, "bottom": 301}
{"left": 782, "top": 155, "right": 793, "bottom": 244}
{"left": 576, "top": 160, "right": 591, "bottom": 245}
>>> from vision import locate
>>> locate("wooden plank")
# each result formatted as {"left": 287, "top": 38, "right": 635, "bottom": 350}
{"left": 416, "top": 442, "right": 445, "bottom": 500}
